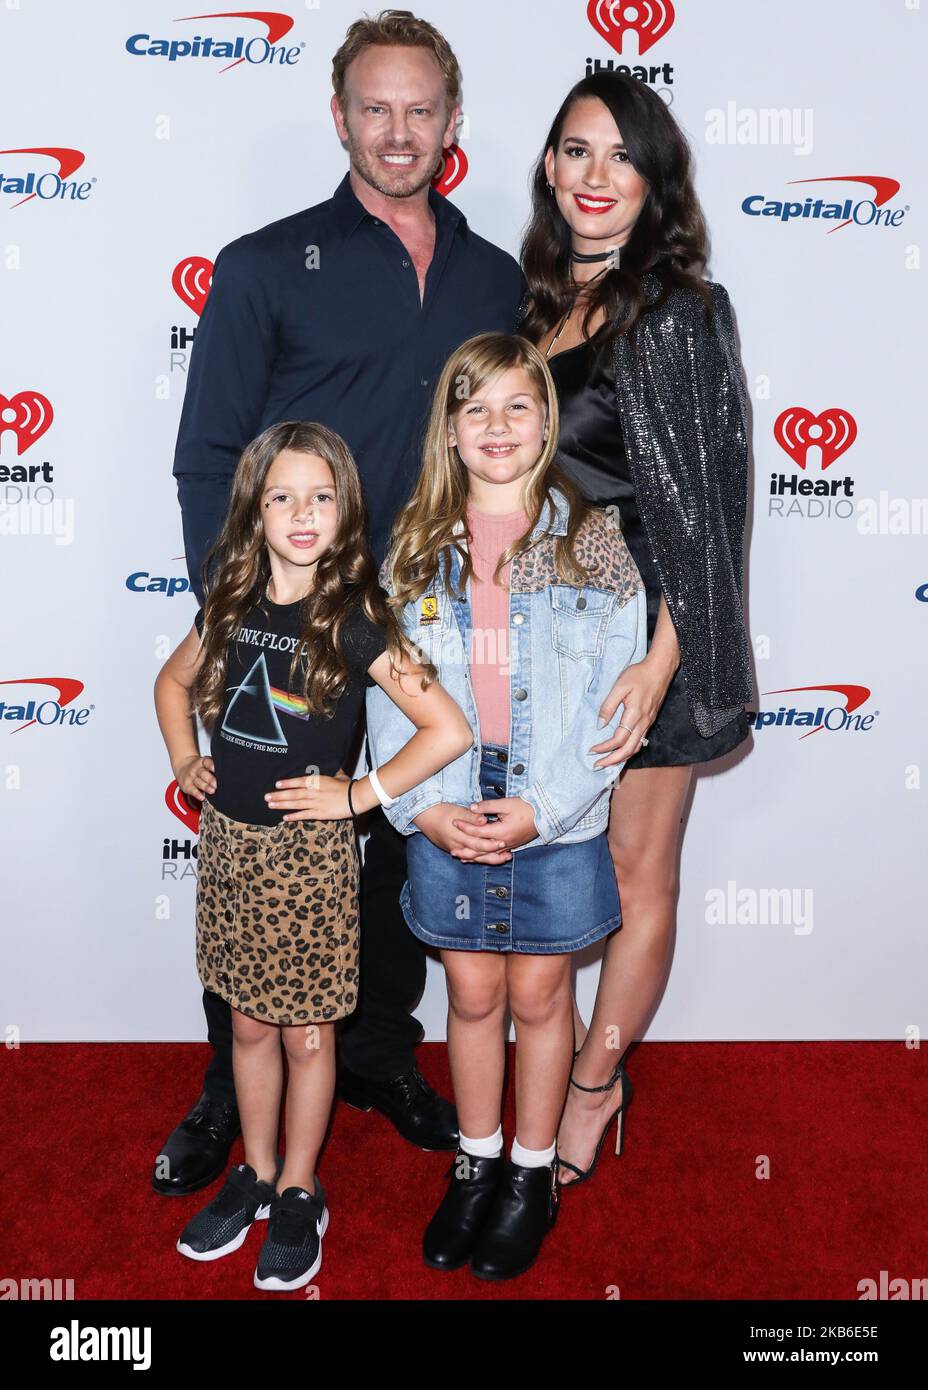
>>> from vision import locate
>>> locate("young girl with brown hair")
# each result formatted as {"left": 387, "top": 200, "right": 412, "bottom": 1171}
{"left": 154, "top": 420, "right": 472, "bottom": 1291}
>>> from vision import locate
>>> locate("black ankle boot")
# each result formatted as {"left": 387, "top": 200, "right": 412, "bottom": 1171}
{"left": 423, "top": 1149, "right": 504, "bottom": 1270}
{"left": 469, "top": 1157, "right": 559, "bottom": 1281}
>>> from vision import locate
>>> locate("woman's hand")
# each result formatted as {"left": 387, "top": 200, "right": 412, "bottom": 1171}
{"left": 589, "top": 654, "right": 675, "bottom": 766}
{"left": 451, "top": 797, "right": 538, "bottom": 858}
{"left": 265, "top": 769, "right": 352, "bottom": 820}
{"left": 174, "top": 754, "right": 216, "bottom": 800}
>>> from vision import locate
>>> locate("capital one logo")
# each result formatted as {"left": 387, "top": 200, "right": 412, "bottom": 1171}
{"left": 126, "top": 11, "right": 301, "bottom": 72}
{"left": 433, "top": 145, "right": 468, "bottom": 196}
{"left": 0, "top": 392, "right": 54, "bottom": 454}
{"left": 586, "top": 0, "right": 675, "bottom": 55}
{"left": 742, "top": 175, "right": 907, "bottom": 233}
{"left": 748, "top": 684, "right": 877, "bottom": 739}
{"left": 0, "top": 678, "right": 93, "bottom": 733}
{"left": 172, "top": 257, "right": 214, "bottom": 316}
{"left": 0, "top": 147, "right": 94, "bottom": 208}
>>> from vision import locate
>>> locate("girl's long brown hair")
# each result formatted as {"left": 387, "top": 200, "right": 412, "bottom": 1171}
{"left": 385, "top": 332, "right": 595, "bottom": 607}
{"left": 520, "top": 70, "right": 713, "bottom": 360}
{"left": 192, "top": 421, "right": 431, "bottom": 728}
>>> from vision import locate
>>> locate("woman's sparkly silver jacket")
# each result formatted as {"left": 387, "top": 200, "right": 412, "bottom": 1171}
{"left": 610, "top": 273, "right": 753, "bottom": 737}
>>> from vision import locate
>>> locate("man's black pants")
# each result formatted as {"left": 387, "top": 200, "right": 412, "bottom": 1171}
{"left": 200, "top": 805, "right": 425, "bottom": 1101}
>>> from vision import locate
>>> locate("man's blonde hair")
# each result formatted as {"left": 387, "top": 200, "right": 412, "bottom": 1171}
{"left": 331, "top": 8, "right": 461, "bottom": 116}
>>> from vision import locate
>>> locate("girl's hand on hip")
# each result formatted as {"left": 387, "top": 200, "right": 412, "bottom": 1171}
{"left": 174, "top": 754, "right": 216, "bottom": 800}
{"left": 452, "top": 797, "right": 538, "bottom": 857}
{"left": 589, "top": 657, "right": 672, "bottom": 766}
{"left": 266, "top": 771, "right": 351, "bottom": 820}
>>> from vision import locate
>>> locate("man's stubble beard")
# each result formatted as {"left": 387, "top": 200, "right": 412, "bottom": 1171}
{"left": 344, "top": 128, "right": 442, "bottom": 200}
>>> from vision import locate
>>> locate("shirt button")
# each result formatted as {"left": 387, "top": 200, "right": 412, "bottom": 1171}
{"left": 512, "top": 613, "right": 525, "bottom": 625}
{"left": 513, "top": 688, "right": 527, "bottom": 701}
{"left": 420, "top": 378, "right": 428, "bottom": 387}
{"left": 489, "top": 922, "right": 509, "bottom": 934}
{"left": 576, "top": 596, "right": 587, "bottom": 610}
{"left": 493, "top": 886, "right": 508, "bottom": 898}
{"left": 402, "top": 258, "right": 410, "bottom": 267}
{"left": 512, "top": 763, "right": 525, "bottom": 775}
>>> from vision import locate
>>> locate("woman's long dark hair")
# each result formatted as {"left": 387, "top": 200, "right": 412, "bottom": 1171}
{"left": 192, "top": 421, "right": 430, "bottom": 727}
{"left": 520, "top": 72, "right": 712, "bottom": 357}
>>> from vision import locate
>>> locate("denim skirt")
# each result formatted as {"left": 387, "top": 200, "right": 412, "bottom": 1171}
{"left": 399, "top": 742, "right": 621, "bottom": 954}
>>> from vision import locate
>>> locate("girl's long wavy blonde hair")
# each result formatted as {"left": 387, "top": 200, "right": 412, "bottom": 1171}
{"left": 192, "top": 421, "right": 430, "bottom": 729}
{"left": 385, "top": 333, "right": 595, "bottom": 607}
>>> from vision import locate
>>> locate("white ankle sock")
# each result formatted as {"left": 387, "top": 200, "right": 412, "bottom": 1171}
{"left": 510, "top": 1137, "right": 556, "bottom": 1168}
{"left": 459, "top": 1126, "right": 503, "bottom": 1158}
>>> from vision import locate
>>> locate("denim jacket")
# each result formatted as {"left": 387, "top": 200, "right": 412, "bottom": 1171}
{"left": 365, "top": 487, "right": 648, "bottom": 848}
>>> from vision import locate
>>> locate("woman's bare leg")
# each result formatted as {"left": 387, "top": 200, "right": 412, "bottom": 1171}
{"left": 506, "top": 953, "right": 574, "bottom": 1149}
{"left": 231, "top": 1006, "right": 283, "bottom": 1185}
{"left": 557, "top": 764, "right": 693, "bottom": 1183}
{"left": 571, "top": 997, "right": 589, "bottom": 1054}
{"left": 442, "top": 950, "right": 508, "bottom": 1139}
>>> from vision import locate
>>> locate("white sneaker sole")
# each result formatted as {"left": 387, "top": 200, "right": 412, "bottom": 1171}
{"left": 176, "top": 1201, "right": 272, "bottom": 1262}
{"left": 253, "top": 1206, "right": 329, "bottom": 1290}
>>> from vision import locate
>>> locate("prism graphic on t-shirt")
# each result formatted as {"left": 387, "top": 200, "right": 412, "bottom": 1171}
{"left": 221, "top": 654, "right": 288, "bottom": 747}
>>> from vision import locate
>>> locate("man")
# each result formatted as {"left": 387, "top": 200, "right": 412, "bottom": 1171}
{"left": 156, "top": 9, "right": 524, "bottom": 1194}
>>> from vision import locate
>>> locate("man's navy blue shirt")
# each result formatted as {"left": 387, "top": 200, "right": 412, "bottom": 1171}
{"left": 173, "top": 171, "right": 525, "bottom": 602}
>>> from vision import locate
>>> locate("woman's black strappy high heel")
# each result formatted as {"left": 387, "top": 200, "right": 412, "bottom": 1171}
{"left": 556, "top": 1058, "right": 634, "bottom": 1189}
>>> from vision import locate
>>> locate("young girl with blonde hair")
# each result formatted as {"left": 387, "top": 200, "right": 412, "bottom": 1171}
{"left": 367, "top": 333, "right": 647, "bottom": 1281}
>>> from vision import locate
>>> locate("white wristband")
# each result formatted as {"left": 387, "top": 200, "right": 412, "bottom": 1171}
{"left": 368, "top": 767, "right": 397, "bottom": 808}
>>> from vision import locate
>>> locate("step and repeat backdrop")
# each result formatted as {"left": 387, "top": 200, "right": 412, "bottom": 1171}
{"left": 2, "top": 1, "right": 924, "bottom": 1044}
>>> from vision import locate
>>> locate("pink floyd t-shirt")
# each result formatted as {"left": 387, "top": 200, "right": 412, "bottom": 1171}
{"left": 194, "top": 596, "right": 388, "bottom": 826}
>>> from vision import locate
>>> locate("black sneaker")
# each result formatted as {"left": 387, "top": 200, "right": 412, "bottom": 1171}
{"left": 176, "top": 1159, "right": 281, "bottom": 1262}
{"left": 254, "top": 1180, "right": 328, "bottom": 1291}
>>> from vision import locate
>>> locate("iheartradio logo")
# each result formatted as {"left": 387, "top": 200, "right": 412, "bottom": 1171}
{"left": 774, "top": 407, "right": 857, "bottom": 470}
{"left": 432, "top": 145, "right": 468, "bottom": 196}
{"left": 166, "top": 779, "right": 201, "bottom": 833}
{"left": 0, "top": 392, "right": 54, "bottom": 454}
{"left": 586, "top": 0, "right": 675, "bottom": 56}
{"left": 768, "top": 407, "right": 857, "bottom": 522}
{"left": 172, "top": 256, "right": 214, "bottom": 317}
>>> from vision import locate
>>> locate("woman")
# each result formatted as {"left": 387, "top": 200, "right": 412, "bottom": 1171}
{"left": 518, "top": 71, "right": 753, "bottom": 1185}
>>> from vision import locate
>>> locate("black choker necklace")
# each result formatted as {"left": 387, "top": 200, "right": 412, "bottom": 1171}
{"left": 570, "top": 248, "right": 614, "bottom": 262}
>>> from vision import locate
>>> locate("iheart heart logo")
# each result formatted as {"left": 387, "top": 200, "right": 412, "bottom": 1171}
{"left": 166, "top": 780, "right": 201, "bottom": 833}
{"left": 172, "top": 256, "right": 214, "bottom": 317}
{"left": 0, "top": 391, "right": 54, "bottom": 454}
{"left": 587, "top": 0, "right": 675, "bottom": 56}
{"left": 773, "top": 407, "right": 858, "bottom": 470}
{"left": 432, "top": 145, "right": 468, "bottom": 196}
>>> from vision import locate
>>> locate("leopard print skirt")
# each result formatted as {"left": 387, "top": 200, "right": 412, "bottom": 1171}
{"left": 195, "top": 797, "right": 360, "bottom": 1026}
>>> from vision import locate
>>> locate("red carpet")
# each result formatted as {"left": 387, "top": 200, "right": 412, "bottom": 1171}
{"left": 2, "top": 1042, "right": 924, "bottom": 1301}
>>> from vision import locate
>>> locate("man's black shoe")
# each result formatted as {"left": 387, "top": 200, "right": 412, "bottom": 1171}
{"left": 423, "top": 1149, "right": 504, "bottom": 1269}
{"left": 336, "top": 1061, "right": 458, "bottom": 1151}
{"left": 469, "top": 1157, "right": 559, "bottom": 1281}
{"left": 152, "top": 1091, "right": 241, "bottom": 1196}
